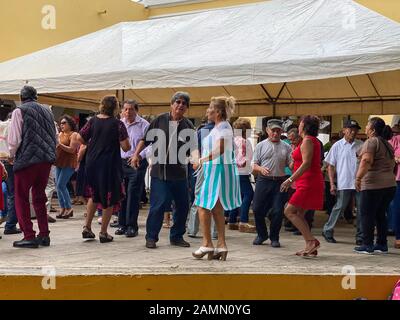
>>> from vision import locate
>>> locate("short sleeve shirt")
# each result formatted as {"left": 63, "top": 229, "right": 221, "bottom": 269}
{"left": 252, "top": 139, "right": 292, "bottom": 177}
{"left": 324, "top": 138, "right": 363, "bottom": 190}
{"left": 359, "top": 137, "right": 396, "bottom": 191}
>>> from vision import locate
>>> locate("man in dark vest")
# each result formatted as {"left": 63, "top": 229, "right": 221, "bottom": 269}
{"left": 8, "top": 86, "right": 57, "bottom": 248}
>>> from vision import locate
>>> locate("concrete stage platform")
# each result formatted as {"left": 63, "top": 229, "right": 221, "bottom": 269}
{"left": 0, "top": 203, "right": 399, "bottom": 300}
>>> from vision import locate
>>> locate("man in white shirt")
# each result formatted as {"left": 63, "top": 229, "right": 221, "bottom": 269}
{"left": 322, "top": 120, "right": 364, "bottom": 244}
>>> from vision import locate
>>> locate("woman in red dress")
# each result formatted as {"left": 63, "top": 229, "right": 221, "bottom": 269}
{"left": 281, "top": 115, "right": 323, "bottom": 256}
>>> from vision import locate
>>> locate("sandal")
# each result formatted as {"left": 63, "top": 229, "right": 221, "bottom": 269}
{"left": 82, "top": 226, "right": 95, "bottom": 239}
{"left": 99, "top": 232, "right": 113, "bottom": 243}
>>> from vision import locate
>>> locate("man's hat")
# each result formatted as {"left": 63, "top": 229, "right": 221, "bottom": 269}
{"left": 267, "top": 119, "right": 283, "bottom": 130}
{"left": 343, "top": 119, "right": 361, "bottom": 130}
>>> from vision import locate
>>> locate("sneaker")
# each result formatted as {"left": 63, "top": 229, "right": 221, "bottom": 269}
{"left": 356, "top": 239, "right": 363, "bottom": 246}
{"left": 373, "top": 244, "right": 388, "bottom": 254}
{"left": 271, "top": 240, "right": 281, "bottom": 248}
{"left": 253, "top": 236, "right": 268, "bottom": 245}
{"left": 354, "top": 245, "right": 374, "bottom": 254}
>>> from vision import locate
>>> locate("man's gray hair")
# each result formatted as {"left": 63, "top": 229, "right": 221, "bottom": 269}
{"left": 123, "top": 99, "right": 139, "bottom": 111}
{"left": 171, "top": 91, "right": 190, "bottom": 108}
{"left": 20, "top": 85, "right": 38, "bottom": 102}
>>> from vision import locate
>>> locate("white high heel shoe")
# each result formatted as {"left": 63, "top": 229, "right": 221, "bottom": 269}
{"left": 192, "top": 247, "right": 215, "bottom": 260}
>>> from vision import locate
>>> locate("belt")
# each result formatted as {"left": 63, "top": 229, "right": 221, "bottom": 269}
{"left": 261, "top": 176, "right": 287, "bottom": 181}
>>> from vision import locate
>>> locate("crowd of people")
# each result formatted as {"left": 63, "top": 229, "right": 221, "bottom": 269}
{"left": 0, "top": 85, "right": 399, "bottom": 260}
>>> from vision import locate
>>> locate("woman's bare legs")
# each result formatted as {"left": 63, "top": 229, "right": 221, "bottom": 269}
{"left": 84, "top": 198, "right": 96, "bottom": 229}
{"left": 284, "top": 203, "right": 316, "bottom": 251}
{"left": 198, "top": 207, "right": 213, "bottom": 248}
{"left": 100, "top": 207, "right": 113, "bottom": 234}
{"left": 212, "top": 200, "right": 227, "bottom": 249}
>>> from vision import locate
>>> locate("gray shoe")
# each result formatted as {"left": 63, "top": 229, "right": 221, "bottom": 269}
{"left": 271, "top": 240, "right": 281, "bottom": 248}
{"left": 146, "top": 239, "right": 157, "bottom": 249}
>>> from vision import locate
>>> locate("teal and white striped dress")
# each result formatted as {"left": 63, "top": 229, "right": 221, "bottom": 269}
{"left": 194, "top": 121, "right": 242, "bottom": 211}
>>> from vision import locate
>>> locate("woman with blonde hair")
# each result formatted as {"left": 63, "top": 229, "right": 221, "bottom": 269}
{"left": 78, "top": 96, "right": 130, "bottom": 243}
{"left": 192, "top": 96, "right": 241, "bottom": 261}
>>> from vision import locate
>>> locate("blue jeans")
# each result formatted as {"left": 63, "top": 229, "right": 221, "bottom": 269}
{"left": 226, "top": 175, "right": 254, "bottom": 223}
{"left": 55, "top": 167, "right": 75, "bottom": 209}
{"left": 323, "top": 189, "right": 363, "bottom": 241}
{"left": 0, "top": 181, "right": 7, "bottom": 218}
{"left": 4, "top": 163, "right": 18, "bottom": 230}
{"left": 146, "top": 177, "right": 189, "bottom": 242}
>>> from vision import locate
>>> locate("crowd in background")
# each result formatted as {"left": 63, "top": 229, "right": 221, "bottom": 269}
{"left": 0, "top": 85, "right": 399, "bottom": 259}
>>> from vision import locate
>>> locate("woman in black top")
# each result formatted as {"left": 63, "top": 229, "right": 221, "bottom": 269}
{"left": 78, "top": 96, "right": 130, "bottom": 243}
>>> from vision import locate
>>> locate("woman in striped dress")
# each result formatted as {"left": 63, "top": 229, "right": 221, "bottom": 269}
{"left": 192, "top": 96, "right": 241, "bottom": 261}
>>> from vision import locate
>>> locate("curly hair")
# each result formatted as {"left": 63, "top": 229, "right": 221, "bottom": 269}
{"left": 59, "top": 114, "right": 77, "bottom": 132}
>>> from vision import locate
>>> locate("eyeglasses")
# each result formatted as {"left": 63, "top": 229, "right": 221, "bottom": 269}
{"left": 174, "top": 100, "right": 188, "bottom": 107}
{"left": 60, "top": 121, "right": 67, "bottom": 125}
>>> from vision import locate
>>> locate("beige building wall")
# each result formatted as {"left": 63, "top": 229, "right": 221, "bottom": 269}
{"left": 0, "top": 0, "right": 147, "bottom": 63}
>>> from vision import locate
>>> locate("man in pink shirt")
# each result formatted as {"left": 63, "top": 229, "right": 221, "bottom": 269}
{"left": 8, "top": 86, "right": 57, "bottom": 248}
{"left": 389, "top": 124, "right": 400, "bottom": 248}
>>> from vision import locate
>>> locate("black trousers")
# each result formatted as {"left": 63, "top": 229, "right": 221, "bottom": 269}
{"left": 253, "top": 177, "right": 288, "bottom": 241}
{"left": 119, "top": 159, "right": 147, "bottom": 230}
{"left": 360, "top": 187, "right": 396, "bottom": 246}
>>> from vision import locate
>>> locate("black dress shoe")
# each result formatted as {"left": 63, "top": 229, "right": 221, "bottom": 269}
{"left": 125, "top": 226, "right": 138, "bottom": 238}
{"left": 253, "top": 236, "right": 268, "bottom": 245}
{"left": 115, "top": 228, "right": 127, "bottom": 235}
{"left": 36, "top": 235, "right": 50, "bottom": 247}
{"left": 4, "top": 228, "right": 22, "bottom": 235}
{"left": 13, "top": 239, "right": 39, "bottom": 248}
{"left": 170, "top": 239, "right": 190, "bottom": 247}
{"left": 110, "top": 222, "right": 119, "bottom": 228}
{"left": 146, "top": 239, "right": 157, "bottom": 249}
{"left": 322, "top": 232, "right": 337, "bottom": 243}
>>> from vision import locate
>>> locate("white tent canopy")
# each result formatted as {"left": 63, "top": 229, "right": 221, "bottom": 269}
{"left": 1, "top": 0, "right": 400, "bottom": 116}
